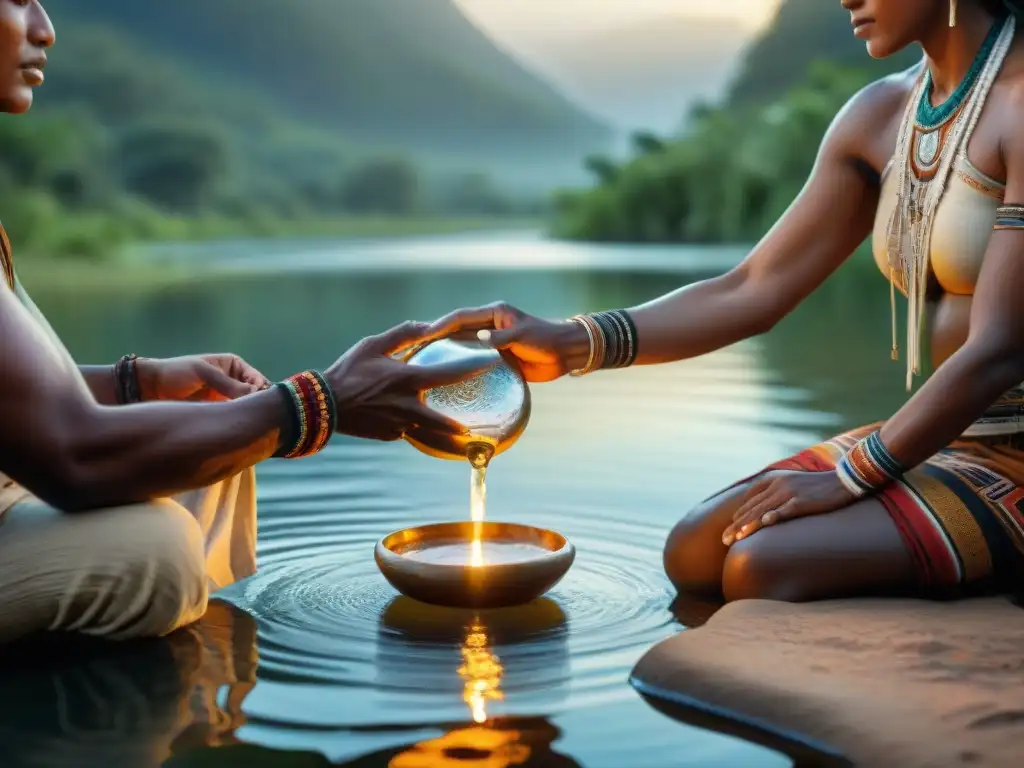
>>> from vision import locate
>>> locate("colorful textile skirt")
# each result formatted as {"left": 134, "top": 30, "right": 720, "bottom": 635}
{"left": 758, "top": 424, "right": 1024, "bottom": 590}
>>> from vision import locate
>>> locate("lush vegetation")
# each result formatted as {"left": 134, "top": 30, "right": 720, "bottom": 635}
{"left": 3, "top": 2, "right": 608, "bottom": 261}
{"left": 550, "top": 0, "right": 915, "bottom": 245}
{"left": 42, "top": 0, "right": 608, "bottom": 162}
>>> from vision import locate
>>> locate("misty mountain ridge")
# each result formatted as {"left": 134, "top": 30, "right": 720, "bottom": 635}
{"left": 518, "top": 15, "right": 752, "bottom": 134}
{"left": 39, "top": 0, "right": 612, "bottom": 179}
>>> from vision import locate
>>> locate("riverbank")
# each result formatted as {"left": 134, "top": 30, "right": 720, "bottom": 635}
{"left": 13, "top": 216, "right": 540, "bottom": 293}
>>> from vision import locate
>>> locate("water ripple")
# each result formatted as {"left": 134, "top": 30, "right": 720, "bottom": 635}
{"left": 223, "top": 505, "right": 677, "bottom": 730}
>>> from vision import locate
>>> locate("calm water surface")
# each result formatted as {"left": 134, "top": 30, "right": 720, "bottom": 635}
{"left": 4, "top": 232, "right": 909, "bottom": 767}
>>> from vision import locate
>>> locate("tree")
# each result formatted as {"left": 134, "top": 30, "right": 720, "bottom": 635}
{"left": 341, "top": 157, "right": 420, "bottom": 215}
{"left": 117, "top": 119, "right": 231, "bottom": 211}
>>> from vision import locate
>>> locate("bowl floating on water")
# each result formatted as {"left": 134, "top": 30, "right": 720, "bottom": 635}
{"left": 374, "top": 521, "right": 575, "bottom": 609}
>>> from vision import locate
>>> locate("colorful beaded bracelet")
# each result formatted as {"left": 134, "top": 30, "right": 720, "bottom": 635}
{"left": 568, "top": 309, "right": 639, "bottom": 376}
{"left": 114, "top": 353, "right": 143, "bottom": 404}
{"left": 273, "top": 370, "right": 336, "bottom": 459}
{"left": 835, "top": 430, "right": 905, "bottom": 497}
{"left": 994, "top": 202, "right": 1024, "bottom": 231}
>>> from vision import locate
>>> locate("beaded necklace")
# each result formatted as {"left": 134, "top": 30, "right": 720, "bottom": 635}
{"left": 885, "top": 14, "right": 1015, "bottom": 391}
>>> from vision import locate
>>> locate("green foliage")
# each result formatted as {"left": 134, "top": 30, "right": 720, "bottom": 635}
{"left": 0, "top": 6, "right": 555, "bottom": 260}
{"left": 551, "top": 60, "right": 884, "bottom": 244}
{"left": 117, "top": 119, "right": 231, "bottom": 212}
{"left": 548, "top": 0, "right": 930, "bottom": 245}
{"left": 341, "top": 158, "right": 421, "bottom": 216}
{"left": 40, "top": 0, "right": 609, "bottom": 160}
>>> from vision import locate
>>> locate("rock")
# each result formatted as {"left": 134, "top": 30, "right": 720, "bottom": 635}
{"left": 631, "top": 597, "right": 1024, "bottom": 767}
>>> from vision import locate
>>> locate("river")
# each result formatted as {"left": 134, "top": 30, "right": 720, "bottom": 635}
{"left": 3, "top": 231, "right": 910, "bottom": 767}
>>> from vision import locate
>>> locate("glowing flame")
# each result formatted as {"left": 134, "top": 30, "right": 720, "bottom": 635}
{"left": 458, "top": 622, "right": 503, "bottom": 724}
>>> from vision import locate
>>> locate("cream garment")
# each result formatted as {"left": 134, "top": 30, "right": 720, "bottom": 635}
{"left": 0, "top": 274, "right": 258, "bottom": 642}
{"left": 870, "top": 153, "right": 1024, "bottom": 437}
{"left": 871, "top": 153, "right": 1004, "bottom": 295}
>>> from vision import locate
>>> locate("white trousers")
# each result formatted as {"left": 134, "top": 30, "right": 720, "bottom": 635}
{"left": 0, "top": 467, "right": 257, "bottom": 644}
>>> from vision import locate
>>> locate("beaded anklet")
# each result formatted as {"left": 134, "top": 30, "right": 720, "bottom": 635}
{"left": 273, "top": 370, "right": 336, "bottom": 459}
{"left": 835, "top": 430, "right": 905, "bottom": 498}
{"left": 994, "top": 203, "right": 1024, "bottom": 231}
{"left": 568, "top": 309, "right": 638, "bottom": 376}
{"left": 114, "top": 353, "right": 142, "bottom": 404}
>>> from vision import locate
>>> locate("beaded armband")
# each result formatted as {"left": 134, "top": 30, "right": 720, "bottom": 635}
{"left": 568, "top": 309, "right": 638, "bottom": 376}
{"left": 113, "top": 353, "right": 142, "bottom": 404}
{"left": 994, "top": 204, "right": 1024, "bottom": 231}
{"left": 273, "top": 370, "right": 336, "bottom": 459}
{"left": 835, "top": 430, "right": 905, "bottom": 498}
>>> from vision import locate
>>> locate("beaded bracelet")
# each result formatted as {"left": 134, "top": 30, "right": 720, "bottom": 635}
{"left": 568, "top": 309, "right": 638, "bottom": 375}
{"left": 835, "top": 430, "right": 905, "bottom": 497}
{"left": 273, "top": 370, "right": 336, "bottom": 459}
{"left": 113, "top": 353, "right": 143, "bottom": 404}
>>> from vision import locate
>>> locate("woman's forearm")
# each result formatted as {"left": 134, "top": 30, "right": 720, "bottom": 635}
{"left": 627, "top": 270, "right": 778, "bottom": 365}
{"left": 78, "top": 365, "right": 118, "bottom": 405}
{"left": 39, "top": 389, "right": 290, "bottom": 511}
{"left": 879, "top": 342, "right": 1024, "bottom": 469}
{"left": 554, "top": 269, "right": 780, "bottom": 372}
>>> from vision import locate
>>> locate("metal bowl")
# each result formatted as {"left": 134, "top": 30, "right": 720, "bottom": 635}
{"left": 374, "top": 521, "right": 575, "bottom": 609}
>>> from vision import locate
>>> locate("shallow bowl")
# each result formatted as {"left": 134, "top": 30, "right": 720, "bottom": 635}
{"left": 374, "top": 521, "right": 575, "bottom": 609}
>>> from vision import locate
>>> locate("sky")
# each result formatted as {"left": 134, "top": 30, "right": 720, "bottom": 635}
{"left": 455, "top": 0, "right": 783, "bottom": 39}
{"left": 453, "top": 1, "right": 783, "bottom": 135}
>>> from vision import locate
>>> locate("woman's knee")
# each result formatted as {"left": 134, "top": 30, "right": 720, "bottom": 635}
{"left": 663, "top": 498, "right": 734, "bottom": 595}
{"left": 721, "top": 532, "right": 812, "bottom": 603}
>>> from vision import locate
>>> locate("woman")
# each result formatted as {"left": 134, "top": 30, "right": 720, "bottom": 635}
{"left": 439, "top": 0, "right": 1024, "bottom": 603}
{"left": 0, "top": 1, "right": 483, "bottom": 643}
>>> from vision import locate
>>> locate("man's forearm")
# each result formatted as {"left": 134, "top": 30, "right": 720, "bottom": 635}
{"left": 78, "top": 365, "right": 118, "bottom": 405}
{"left": 39, "top": 388, "right": 291, "bottom": 511}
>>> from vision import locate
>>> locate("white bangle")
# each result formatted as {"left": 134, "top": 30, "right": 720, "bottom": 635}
{"left": 568, "top": 317, "right": 597, "bottom": 377}
{"left": 835, "top": 455, "right": 869, "bottom": 498}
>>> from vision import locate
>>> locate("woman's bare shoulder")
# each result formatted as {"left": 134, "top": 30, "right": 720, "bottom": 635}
{"left": 830, "top": 65, "right": 922, "bottom": 176}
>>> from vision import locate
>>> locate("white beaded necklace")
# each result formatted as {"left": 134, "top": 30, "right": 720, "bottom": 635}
{"left": 885, "top": 15, "right": 1015, "bottom": 391}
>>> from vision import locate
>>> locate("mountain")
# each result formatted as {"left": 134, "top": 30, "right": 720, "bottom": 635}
{"left": 516, "top": 16, "right": 751, "bottom": 135}
{"left": 728, "top": 0, "right": 918, "bottom": 105}
{"left": 40, "top": 0, "right": 611, "bottom": 167}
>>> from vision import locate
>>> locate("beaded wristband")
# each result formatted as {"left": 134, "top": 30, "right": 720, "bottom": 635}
{"left": 835, "top": 430, "right": 905, "bottom": 497}
{"left": 567, "top": 309, "right": 638, "bottom": 375}
{"left": 113, "top": 353, "right": 142, "bottom": 404}
{"left": 994, "top": 203, "right": 1024, "bottom": 231}
{"left": 273, "top": 370, "right": 336, "bottom": 459}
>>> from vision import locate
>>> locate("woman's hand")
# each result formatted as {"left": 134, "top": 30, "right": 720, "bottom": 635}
{"left": 428, "top": 301, "right": 591, "bottom": 382}
{"left": 324, "top": 320, "right": 496, "bottom": 442}
{"left": 721, "top": 470, "right": 858, "bottom": 546}
{"left": 138, "top": 354, "right": 271, "bottom": 402}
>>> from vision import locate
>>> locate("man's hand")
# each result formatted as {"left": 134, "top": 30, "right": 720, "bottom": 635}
{"left": 137, "top": 354, "right": 271, "bottom": 402}
{"left": 325, "top": 320, "right": 496, "bottom": 442}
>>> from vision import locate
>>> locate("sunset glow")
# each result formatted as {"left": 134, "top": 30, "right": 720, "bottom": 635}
{"left": 456, "top": 0, "right": 783, "bottom": 36}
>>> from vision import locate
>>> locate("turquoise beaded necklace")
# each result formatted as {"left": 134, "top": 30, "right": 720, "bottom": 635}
{"left": 917, "top": 15, "right": 1005, "bottom": 130}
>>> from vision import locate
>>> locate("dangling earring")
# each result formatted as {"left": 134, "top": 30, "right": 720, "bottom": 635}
{"left": 949, "top": 0, "right": 958, "bottom": 27}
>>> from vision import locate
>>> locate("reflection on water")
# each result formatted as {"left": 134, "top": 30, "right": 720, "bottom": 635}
{"left": 459, "top": 622, "right": 503, "bottom": 725}
{"left": 0, "top": 601, "right": 256, "bottom": 768}
{"left": 2, "top": 233, "right": 903, "bottom": 767}
{"left": 384, "top": 720, "right": 577, "bottom": 768}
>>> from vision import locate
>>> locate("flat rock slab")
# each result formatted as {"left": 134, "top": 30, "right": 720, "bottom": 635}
{"left": 631, "top": 597, "right": 1024, "bottom": 767}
